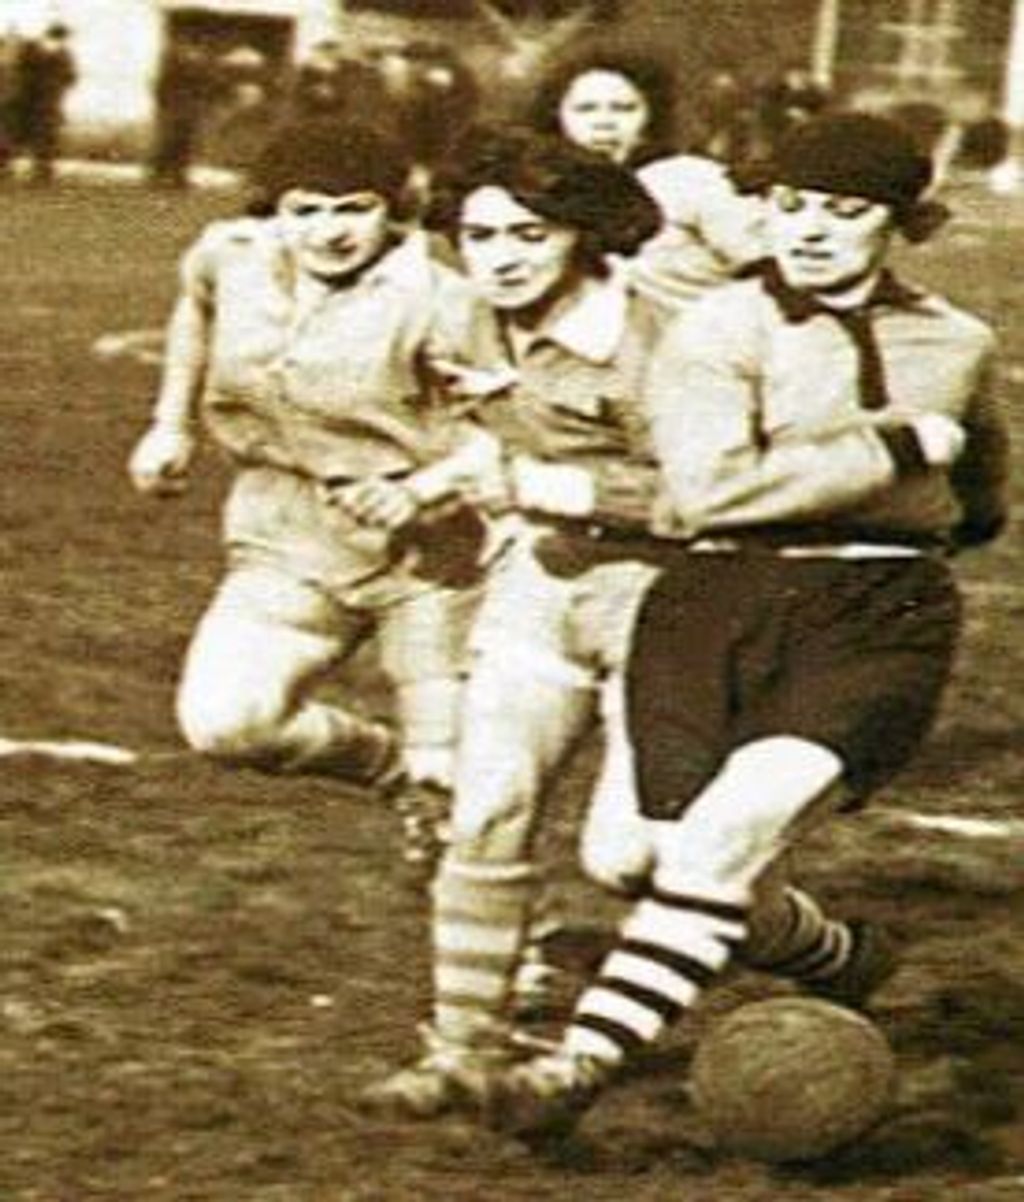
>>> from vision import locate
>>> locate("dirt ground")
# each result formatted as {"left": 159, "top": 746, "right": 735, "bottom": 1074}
{"left": 2, "top": 181, "right": 1024, "bottom": 1202}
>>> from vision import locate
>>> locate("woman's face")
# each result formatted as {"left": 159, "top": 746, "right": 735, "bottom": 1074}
{"left": 768, "top": 185, "right": 896, "bottom": 297}
{"left": 457, "top": 185, "right": 580, "bottom": 314}
{"left": 558, "top": 69, "right": 651, "bottom": 165}
{"left": 276, "top": 188, "right": 392, "bottom": 282}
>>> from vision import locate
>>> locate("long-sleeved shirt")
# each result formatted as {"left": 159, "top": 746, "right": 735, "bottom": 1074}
{"left": 171, "top": 221, "right": 501, "bottom": 481}
{"left": 160, "top": 221, "right": 505, "bottom": 590}
{"left": 468, "top": 270, "right": 674, "bottom": 527}
{"left": 630, "top": 153, "right": 766, "bottom": 311}
{"left": 646, "top": 272, "right": 1008, "bottom": 548}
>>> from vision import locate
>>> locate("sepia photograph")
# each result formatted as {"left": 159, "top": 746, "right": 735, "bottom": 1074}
{"left": 2, "top": 1, "right": 1024, "bottom": 1198}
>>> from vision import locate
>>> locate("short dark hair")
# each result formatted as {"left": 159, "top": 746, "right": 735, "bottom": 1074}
{"left": 245, "top": 117, "right": 412, "bottom": 216}
{"left": 428, "top": 124, "right": 663, "bottom": 270}
{"left": 526, "top": 44, "right": 677, "bottom": 166}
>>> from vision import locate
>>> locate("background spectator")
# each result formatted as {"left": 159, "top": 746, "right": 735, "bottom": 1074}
{"left": 149, "top": 38, "right": 220, "bottom": 188}
{"left": 13, "top": 21, "right": 76, "bottom": 184}
{"left": 754, "top": 63, "right": 830, "bottom": 158}
{"left": 0, "top": 28, "right": 24, "bottom": 175}
{"left": 287, "top": 38, "right": 351, "bottom": 118}
{"left": 526, "top": 41, "right": 766, "bottom": 310}
{"left": 202, "top": 44, "right": 275, "bottom": 172}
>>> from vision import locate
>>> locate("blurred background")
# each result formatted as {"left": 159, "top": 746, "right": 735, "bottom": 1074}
{"left": 0, "top": 0, "right": 1023, "bottom": 189}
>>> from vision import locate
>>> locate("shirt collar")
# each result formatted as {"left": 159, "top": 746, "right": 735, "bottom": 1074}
{"left": 516, "top": 271, "right": 631, "bottom": 365}
{"left": 360, "top": 229, "right": 434, "bottom": 290}
{"left": 754, "top": 258, "right": 926, "bottom": 323}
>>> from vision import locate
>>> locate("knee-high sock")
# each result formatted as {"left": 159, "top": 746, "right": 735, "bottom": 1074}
{"left": 512, "top": 879, "right": 565, "bottom": 1002}
{"left": 433, "top": 857, "right": 536, "bottom": 1046}
{"left": 559, "top": 739, "right": 844, "bottom": 1066}
{"left": 278, "top": 703, "right": 396, "bottom": 783}
{"left": 525, "top": 878, "right": 563, "bottom": 944}
{"left": 740, "top": 886, "right": 854, "bottom": 984}
{"left": 562, "top": 888, "right": 748, "bottom": 1065}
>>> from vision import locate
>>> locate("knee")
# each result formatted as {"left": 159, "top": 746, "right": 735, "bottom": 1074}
{"left": 395, "top": 677, "right": 461, "bottom": 754}
{"left": 579, "top": 822, "right": 654, "bottom": 895}
{"left": 448, "top": 773, "right": 536, "bottom": 862}
{"left": 176, "top": 682, "right": 287, "bottom": 766}
{"left": 704, "top": 738, "right": 844, "bottom": 858}
{"left": 649, "top": 739, "right": 844, "bottom": 897}
{"left": 726, "top": 736, "right": 844, "bottom": 792}
{"left": 449, "top": 714, "right": 567, "bottom": 857}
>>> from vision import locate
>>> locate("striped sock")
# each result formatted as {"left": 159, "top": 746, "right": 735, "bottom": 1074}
{"left": 563, "top": 889, "right": 748, "bottom": 1065}
{"left": 742, "top": 887, "right": 854, "bottom": 984}
{"left": 432, "top": 858, "right": 536, "bottom": 1046}
{"left": 279, "top": 704, "right": 398, "bottom": 784}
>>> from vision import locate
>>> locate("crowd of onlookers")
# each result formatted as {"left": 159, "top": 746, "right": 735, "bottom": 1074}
{"left": 140, "top": 32, "right": 848, "bottom": 196}
{"left": 226, "top": 38, "right": 835, "bottom": 178}
{"left": 0, "top": 22, "right": 76, "bottom": 183}
{"left": 0, "top": 22, "right": 1013, "bottom": 190}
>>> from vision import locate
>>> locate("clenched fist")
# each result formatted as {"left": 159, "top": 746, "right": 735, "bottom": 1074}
{"left": 128, "top": 422, "right": 197, "bottom": 496}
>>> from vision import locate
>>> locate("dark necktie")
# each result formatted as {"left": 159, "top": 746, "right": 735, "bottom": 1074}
{"left": 828, "top": 307, "right": 889, "bottom": 411}
{"left": 760, "top": 262, "right": 896, "bottom": 410}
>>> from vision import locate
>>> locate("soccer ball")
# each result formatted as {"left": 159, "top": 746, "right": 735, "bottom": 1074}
{"left": 689, "top": 997, "right": 896, "bottom": 1162}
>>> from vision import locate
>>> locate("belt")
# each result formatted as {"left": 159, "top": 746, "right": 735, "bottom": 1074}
{"left": 540, "top": 517, "right": 941, "bottom": 561}
{"left": 690, "top": 538, "right": 925, "bottom": 560}
{"left": 539, "top": 515, "right": 680, "bottom": 550}
{"left": 688, "top": 522, "right": 948, "bottom": 555}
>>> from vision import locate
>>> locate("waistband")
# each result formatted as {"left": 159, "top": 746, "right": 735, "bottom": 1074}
{"left": 540, "top": 517, "right": 947, "bottom": 560}
{"left": 690, "top": 523, "right": 948, "bottom": 559}
{"left": 690, "top": 538, "right": 924, "bottom": 560}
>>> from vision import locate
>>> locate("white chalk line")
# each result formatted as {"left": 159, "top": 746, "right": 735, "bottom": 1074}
{"left": 0, "top": 737, "right": 172, "bottom": 767}
{"left": 876, "top": 807, "right": 1024, "bottom": 840}
{"left": 90, "top": 328, "right": 166, "bottom": 367}
{"left": 1, "top": 736, "right": 1022, "bottom": 841}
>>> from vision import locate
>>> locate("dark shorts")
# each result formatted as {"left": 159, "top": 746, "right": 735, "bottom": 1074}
{"left": 625, "top": 552, "right": 961, "bottom": 819}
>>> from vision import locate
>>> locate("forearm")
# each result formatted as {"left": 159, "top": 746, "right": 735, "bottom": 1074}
{"left": 405, "top": 426, "right": 505, "bottom": 506}
{"left": 659, "top": 419, "right": 958, "bottom": 536}
{"left": 668, "top": 429, "right": 889, "bottom": 531}
{"left": 404, "top": 434, "right": 660, "bottom": 533}
{"left": 150, "top": 296, "right": 209, "bottom": 431}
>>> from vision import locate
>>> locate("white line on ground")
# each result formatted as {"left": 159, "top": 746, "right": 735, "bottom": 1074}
{"left": 0, "top": 738, "right": 140, "bottom": 765}
{"left": 91, "top": 328, "right": 166, "bottom": 365}
{"left": 875, "top": 807, "right": 1024, "bottom": 840}
{"left": 1, "top": 739, "right": 1022, "bottom": 843}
